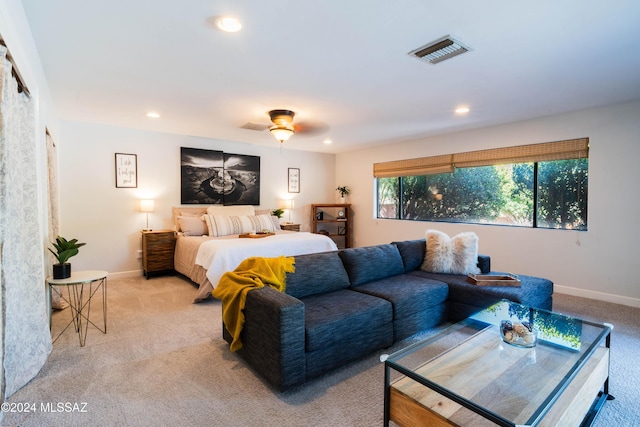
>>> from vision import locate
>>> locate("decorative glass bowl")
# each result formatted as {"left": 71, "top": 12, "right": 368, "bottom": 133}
{"left": 500, "top": 320, "right": 537, "bottom": 348}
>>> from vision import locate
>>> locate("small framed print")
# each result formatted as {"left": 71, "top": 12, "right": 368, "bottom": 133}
{"left": 115, "top": 153, "right": 137, "bottom": 188}
{"left": 288, "top": 168, "right": 300, "bottom": 193}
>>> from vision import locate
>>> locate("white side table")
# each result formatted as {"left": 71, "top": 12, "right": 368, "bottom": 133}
{"left": 46, "top": 270, "right": 108, "bottom": 347}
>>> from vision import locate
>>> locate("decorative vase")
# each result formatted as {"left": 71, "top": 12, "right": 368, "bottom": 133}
{"left": 53, "top": 263, "right": 71, "bottom": 279}
{"left": 340, "top": 197, "right": 346, "bottom": 204}
{"left": 500, "top": 319, "right": 537, "bottom": 348}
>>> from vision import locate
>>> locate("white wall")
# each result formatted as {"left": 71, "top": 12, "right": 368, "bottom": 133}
{"left": 58, "top": 120, "right": 336, "bottom": 278}
{"left": 337, "top": 100, "right": 640, "bottom": 308}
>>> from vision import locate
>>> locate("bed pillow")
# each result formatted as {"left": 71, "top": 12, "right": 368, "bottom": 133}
{"left": 177, "top": 216, "right": 208, "bottom": 236}
{"left": 256, "top": 209, "right": 282, "bottom": 230}
{"left": 420, "top": 229, "right": 480, "bottom": 275}
{"left": 172, "top": 207, "right": 208, "bottom": 231}
{"left": 270, "top": 215, "right": 282, "bottom": 230}
{"left": 206, "top": 205, "right": 255, "bottom": 217}
{"left": 203, "top": 214, "right": 277, "bottom": 237}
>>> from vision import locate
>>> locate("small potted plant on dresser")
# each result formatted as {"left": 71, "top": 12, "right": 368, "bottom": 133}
{"left": 49, "top": 236, "right": 86, "bottom": 279}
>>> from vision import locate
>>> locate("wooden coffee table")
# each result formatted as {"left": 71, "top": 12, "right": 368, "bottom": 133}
{"left": 384, "top": 300, "right": 613, "bottom": 427}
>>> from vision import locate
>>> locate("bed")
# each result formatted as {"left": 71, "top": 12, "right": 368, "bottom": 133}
{"left": 172, "top": 205, "right": 338, "bottom": 301}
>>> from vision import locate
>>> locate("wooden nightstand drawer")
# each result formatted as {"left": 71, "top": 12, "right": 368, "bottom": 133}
{"left": 141, "top": 230, "right": 176, "bottom": 279}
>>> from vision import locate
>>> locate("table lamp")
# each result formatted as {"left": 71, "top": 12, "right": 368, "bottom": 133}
{"left": 139, "top": 199, "right": 155, "bottom": 231}
{"left": 278, "top": 199, "right": 295, "bottom": 224}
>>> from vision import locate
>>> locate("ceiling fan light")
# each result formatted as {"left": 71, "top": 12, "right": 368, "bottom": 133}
{"left": 215, "top": 16, "right": 242, "bottom": 32}
{"left": 270, "top": 125, "right": 295, "bottom": 143}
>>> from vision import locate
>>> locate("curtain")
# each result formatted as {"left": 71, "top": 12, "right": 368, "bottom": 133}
{"left": 45, "top": 131, "right": 66, "bottom": 309}
{"left": 0, "top": 45, "right": 51, "bottom": 400}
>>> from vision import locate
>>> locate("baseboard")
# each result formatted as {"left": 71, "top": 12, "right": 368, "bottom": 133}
{"left": 106, "top": 270, "right": 143, "bottom": 280}
{"left": 554, "top": 284, "right": 640, "bottom": 309}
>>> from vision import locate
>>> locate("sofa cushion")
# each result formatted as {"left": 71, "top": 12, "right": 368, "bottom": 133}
{"left": 285, "top": 251, "right": 350, "bottom": 299}
{"left": 393, "top": 239, "right": 426, "bottom": 272}
{"left": 409, "top": 270, "right": 553, "bottom": 310}
{"left": 393, "top": 304, "right": 448, "bottom": 341}
{"left": 302, "top": 289, "right": 393, "bottom": 352}
{"left": 339, "top": 244, "right": 405, "bottom": 286}
{"left": 351, "top": 274, "right": 449, "bottom": 319}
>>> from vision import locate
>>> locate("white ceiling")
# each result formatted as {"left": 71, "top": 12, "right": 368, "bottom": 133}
{"left": 20, "top": 0, "right": 640, "bottom": 154}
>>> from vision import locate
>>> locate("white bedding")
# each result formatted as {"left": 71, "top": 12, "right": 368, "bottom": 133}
{"left": 194, "top": 232, "right": 338, "bottom": 291}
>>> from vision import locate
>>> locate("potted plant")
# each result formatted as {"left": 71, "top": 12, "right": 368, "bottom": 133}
{"left": 336, "top": 186, "right": 351, "bottom": 203}
{"left": 49, "top": 236, "right": 86, "bottom": 279}
{"left": 271, "top": 208, "right": 285, "bottom": 219}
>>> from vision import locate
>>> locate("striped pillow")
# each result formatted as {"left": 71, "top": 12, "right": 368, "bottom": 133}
{"left": 203, "top": 214, "right": 277, "bottom": 237}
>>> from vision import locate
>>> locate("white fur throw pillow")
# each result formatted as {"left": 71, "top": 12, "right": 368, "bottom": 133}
{"left": 420, "top": 229, "right": 480, "bottom": 275}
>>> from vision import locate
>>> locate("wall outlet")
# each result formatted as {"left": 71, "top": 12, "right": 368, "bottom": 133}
{"left": 136, "top": 249, "right": 142, "bottom": 259}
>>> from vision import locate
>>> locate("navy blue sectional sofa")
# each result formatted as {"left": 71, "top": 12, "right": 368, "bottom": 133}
{"left": 221, "top": 239, "right": 553, "bottom": 391}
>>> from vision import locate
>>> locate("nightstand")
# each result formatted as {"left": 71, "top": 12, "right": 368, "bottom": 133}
{"left": 141, "top": 230, "right": 176, "bottom": 279}
{"left": 280, "top": 223, "right": 301, "bottom": 232}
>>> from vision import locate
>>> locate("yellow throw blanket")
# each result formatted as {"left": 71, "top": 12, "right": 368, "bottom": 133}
{"left": 212, "top": 256, "right": 295, "bottom": 352}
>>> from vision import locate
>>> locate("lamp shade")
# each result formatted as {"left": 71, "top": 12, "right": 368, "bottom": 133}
{"left": 270, "top": 125, "right": 294, "bottom": 143}
{"left": 278, "top": 199, "right": 294, "bottom": 210}
{"left": 139, "top": 199, "right": 155, "bottom": 213}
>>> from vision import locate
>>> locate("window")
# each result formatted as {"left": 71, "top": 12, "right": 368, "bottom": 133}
{"left": 375, "top": 139, "right": 588, "bottom": 230}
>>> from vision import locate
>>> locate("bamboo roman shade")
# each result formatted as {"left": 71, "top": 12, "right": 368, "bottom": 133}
{"left": 373, "top": 138, "right": 588, "bottom": 178}
{"left": 373, "top": 154, "right": 454, "bottom": 178}
{"left": 452, "top": 138, "right": 589, "bottom": 168}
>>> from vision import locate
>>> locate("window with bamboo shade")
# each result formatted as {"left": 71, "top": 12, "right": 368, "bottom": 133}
{"left": 375, "top": 138, "right": 589, "bottom": 230}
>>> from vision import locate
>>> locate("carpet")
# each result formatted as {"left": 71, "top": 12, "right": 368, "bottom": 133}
{"left": 1, "top": 275, "right": 637, "bottom": 426}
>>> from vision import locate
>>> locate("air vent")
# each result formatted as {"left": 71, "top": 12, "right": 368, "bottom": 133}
{"left": 409, "top": 35, "right": 471, "bottom": 65}
{"left": 240, "top": 122, "right": 270, "bottom": 131}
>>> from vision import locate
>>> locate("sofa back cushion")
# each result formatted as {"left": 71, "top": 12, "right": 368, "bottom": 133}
{"left": 392, "top": 239, "right": 426, "bottom": 272}
{"left": 285, "top": 251, "right": 350, "bottom": 299}
{"left": 339, "top": 244, "right": 405, "bottom": 286}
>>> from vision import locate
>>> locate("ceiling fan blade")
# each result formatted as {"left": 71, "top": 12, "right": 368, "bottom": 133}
{"left": 240, "top": 122, "right": 270, "bottom": 131}
{"left": 293, "top": 120, "right": 329, "bottom": 136}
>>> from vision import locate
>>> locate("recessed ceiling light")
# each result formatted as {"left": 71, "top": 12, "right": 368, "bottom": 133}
{"left": 455, "top": 106, "right": 470, "bottom": 114}
{"left": 215, "top": 16, "right": 242, "bottom": 33}
{"left": 323, "top": 139, "right": 333, "bottom": 145}
{"left": 146, "top": 112, "right": 160, "bottom": 119}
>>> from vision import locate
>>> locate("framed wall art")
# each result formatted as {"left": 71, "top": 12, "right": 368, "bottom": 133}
{"left": 288, "top": 168, "right": 300, "bottom": 193}
{"left": 115, "top": 153, "right": 137, "bottom": 188}
{"left": 180, "top": 147, "right": 261, "bottom": 205}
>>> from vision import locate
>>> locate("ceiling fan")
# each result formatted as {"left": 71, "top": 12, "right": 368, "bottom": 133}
{"left": 241, "top": 109, "right": 328, "bottom": 144}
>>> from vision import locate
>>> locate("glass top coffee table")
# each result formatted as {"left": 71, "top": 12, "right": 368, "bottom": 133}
{"left": 384, "top": 300, "right": 613, "bottom": 427}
